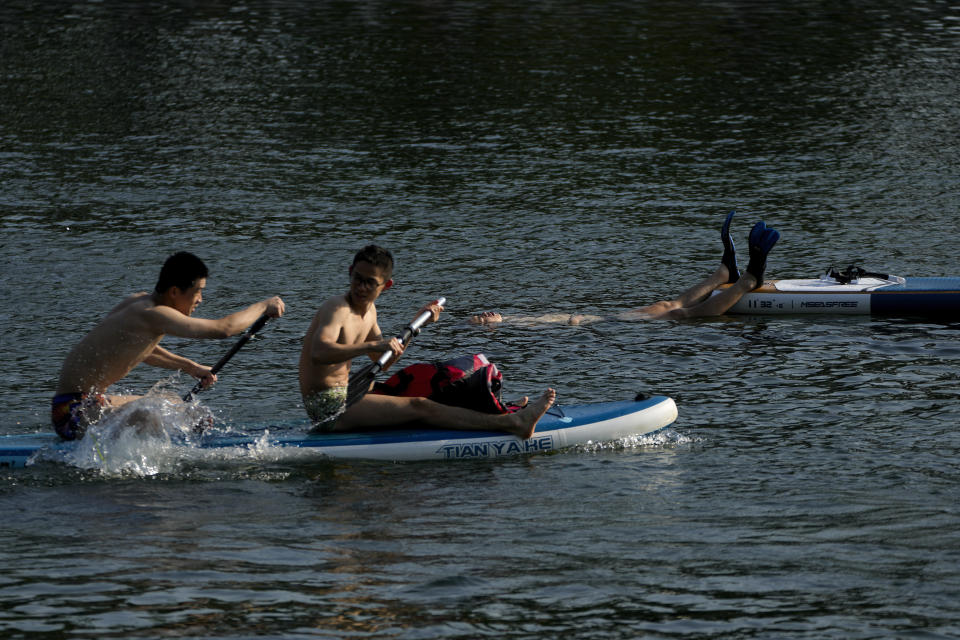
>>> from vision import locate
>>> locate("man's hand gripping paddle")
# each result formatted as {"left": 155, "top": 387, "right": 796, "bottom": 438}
{"left": 183, "top": 314, "right": 271, "bottom": 402}
{"left": 345, "top": 297, "right": 446, "bottom": 408}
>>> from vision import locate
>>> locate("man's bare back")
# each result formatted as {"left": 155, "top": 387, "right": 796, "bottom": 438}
{"left": 57, "top": 293, "right": 177, "bottom": 398}
{"left": 58, "top": 288, "right": 283, "bottom": 398}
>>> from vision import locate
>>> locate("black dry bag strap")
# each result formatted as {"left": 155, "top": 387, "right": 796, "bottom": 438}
{"left": 826, "top": 265, "right": 893, "bottom": 284}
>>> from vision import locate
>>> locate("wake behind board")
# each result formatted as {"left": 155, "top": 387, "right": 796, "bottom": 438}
{"left": 0, "top": 396, "right": 678, "bottom": 469}
{"left": 718, "top": 275, "right": 960, "bottom": 316}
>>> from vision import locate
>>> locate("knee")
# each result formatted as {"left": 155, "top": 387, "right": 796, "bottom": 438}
{"left": 127, "top": 408, "right": 155, "bottom": 424}
{"left": 645, "top": 300, "right": 679, "bottom": 314}
{"left": 408, "top": 396, "right": 433, "bottom": 415}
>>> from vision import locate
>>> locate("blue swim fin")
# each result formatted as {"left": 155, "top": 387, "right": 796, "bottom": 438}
{"left": 745, "top": 222, "right": 779, "bottom": 288}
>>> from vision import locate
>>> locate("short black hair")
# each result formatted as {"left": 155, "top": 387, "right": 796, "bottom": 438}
{"left": 352, "top": 245, "right": 394, "bottom": 276}
{"left": 155, "top": 252, "right": 209, "bottom": 293}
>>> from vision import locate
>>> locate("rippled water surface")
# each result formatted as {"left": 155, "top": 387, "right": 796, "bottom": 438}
{"left": 2, "top": 1, "right": 960, "bottom": 638}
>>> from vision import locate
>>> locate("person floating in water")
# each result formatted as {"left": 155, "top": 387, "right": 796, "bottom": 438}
{"left": 469, "top": 211, "right": 780, "bottom": 325}
{"left": 298, "top": 244, "right": 556, "bottom": 439}
{"left": 52, "top": 251, "right": 285, "bottom": 441}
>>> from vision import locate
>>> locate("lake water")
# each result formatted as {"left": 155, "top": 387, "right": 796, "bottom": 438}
{"left": 2, "top": 1, "right": 959, "bottom": 638}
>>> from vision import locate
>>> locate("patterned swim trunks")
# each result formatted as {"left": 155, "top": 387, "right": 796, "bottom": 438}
{"left": 303, "top": 386, "right": 348, "bottom": 431}
{"left": 51, "top": 392, "right": 107, "bottom": 440}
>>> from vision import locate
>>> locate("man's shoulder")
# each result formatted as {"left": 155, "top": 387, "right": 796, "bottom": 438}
{"left": 106, "top": 292, "right": 154, "bottom": 317}
{"left": 105, "top": 293, "right": 183, "bottom": 331}
{"left": 315, "top": 294, "right": 347, "bottom": 316}
{"left": 315, "top": 295, "right": 377, "bottom": 327}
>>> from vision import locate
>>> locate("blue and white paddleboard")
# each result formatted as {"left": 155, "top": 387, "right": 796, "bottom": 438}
{"left": 719, "top": 276, "right": 960, "bottom": 316}
{"left": 0, "top": 396, "right": 678, "bottom": 469}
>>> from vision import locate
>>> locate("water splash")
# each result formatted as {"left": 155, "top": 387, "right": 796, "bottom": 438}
{"left": 57, "top": 376, "right": 215, "bottom": 477}
{"left": 574, "top": 428, "right": 695, "bottom": 453}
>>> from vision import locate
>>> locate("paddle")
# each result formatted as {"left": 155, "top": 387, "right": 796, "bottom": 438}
{"left": 345, "top": 297, "right": 446, "bottom": 408}
{"left": 182, "top": 314, "right": 271, "bottom": 402}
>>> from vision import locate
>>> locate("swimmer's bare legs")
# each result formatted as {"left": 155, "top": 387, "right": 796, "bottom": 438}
{"left": 660, "top": 270, "right": 759, "bottom": 319}
{"left": 611, "top": 264, "right": 726, "bottom": 320}
{"left": 468, "top": 264, "right": 754, "bottom": 324}
{"left": 621, "top": 264, "right": 751, "bottom": 319}
{"left": 469, "top": 211, "right": 779, "bottom": 324}
{"left": 674, "top": 264, "right": 732, "bottom": 307}
{"left": 633, "top": 218, "right": 779, "bottom": 319}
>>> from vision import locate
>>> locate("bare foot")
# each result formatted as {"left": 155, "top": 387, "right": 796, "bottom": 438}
{"left": 468, "top": 311, "right": 503, "bottom": 325}
{"left": 504, "top": 388, "right": 556, "bottom": 439}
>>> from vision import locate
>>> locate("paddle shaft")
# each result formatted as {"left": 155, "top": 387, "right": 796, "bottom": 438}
{"left": 183, "top": 314, "right": 271, "bottom": 401}
{"left": 374, "top": 298, "right": 444, "bottom": 369}
{"left": 346, "top": 297, "right": 445, "bottom": 407}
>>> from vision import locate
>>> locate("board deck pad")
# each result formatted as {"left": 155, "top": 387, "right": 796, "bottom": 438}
{"left": 773, "top": 276, "right": 903, "bottom": 292}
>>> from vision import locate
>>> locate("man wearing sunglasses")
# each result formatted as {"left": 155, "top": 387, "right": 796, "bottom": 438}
{"left": 299, "top": 244, "right": 555, "bottom": 438}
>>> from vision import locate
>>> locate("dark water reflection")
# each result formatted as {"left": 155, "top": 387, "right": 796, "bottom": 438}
{"left": 2, "top": 1, "right": 960, "bottom": 638}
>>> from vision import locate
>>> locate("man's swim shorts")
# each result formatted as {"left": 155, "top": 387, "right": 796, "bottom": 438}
{"left": 51, "top": 392, "right": 106, "bottom": 440}
{"left": 303, "top": 386, "right": 348, "bottom": 432}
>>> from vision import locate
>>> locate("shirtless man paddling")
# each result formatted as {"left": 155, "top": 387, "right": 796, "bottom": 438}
{"left": 298, "top": 245, "right": 555, "bottom": 439}
{"left": 52, "top": 251, "right": 285, "bottom": 440}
